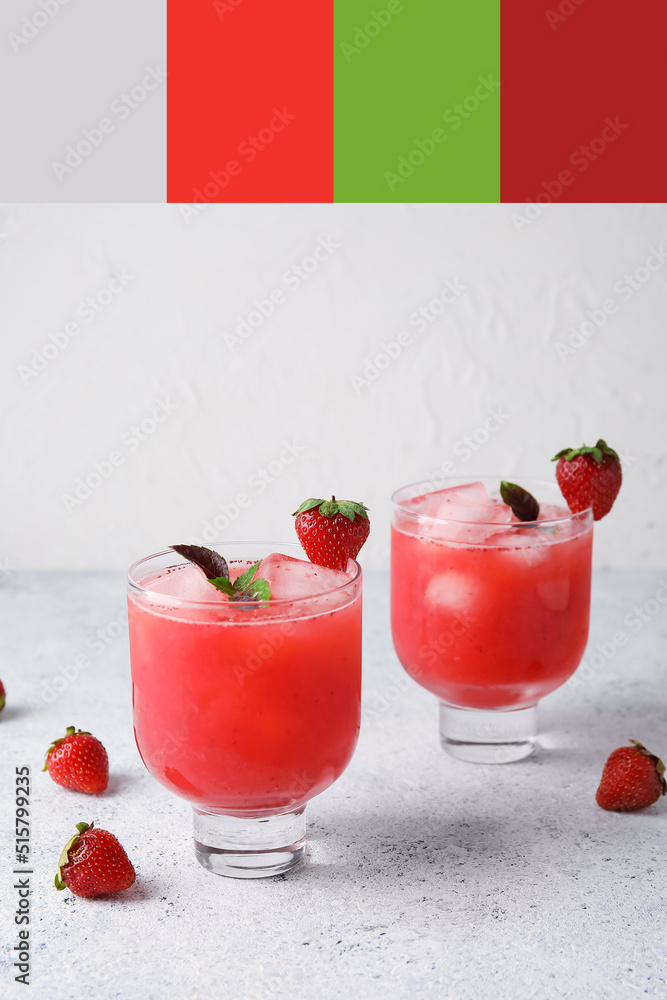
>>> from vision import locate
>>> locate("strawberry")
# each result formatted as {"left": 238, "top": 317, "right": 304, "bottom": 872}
{"left": 55, "top": 822, "right": 135, "bottom": 897}
{"left": 596, "top": 739, "right": 666, "bottom": 811}
{"left": 0, "top": 679, "right": 5, "bottom": 712}
{"left": 293, "top": 496, "right": 370, "bottom": 571}
{"left": 552, "top": 438, "right": 622, "bottom": 521}
{"left": 44, "top": 726, "right": 109, "bottom": 794}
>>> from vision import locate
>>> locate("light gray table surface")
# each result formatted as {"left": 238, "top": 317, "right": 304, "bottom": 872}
{"left": 1, "top": 569, "right": 666, "bottom": 1000}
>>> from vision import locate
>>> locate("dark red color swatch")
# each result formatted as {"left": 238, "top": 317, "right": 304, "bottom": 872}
{"left": 167, "top": 1, "right": 332, "bottom": 203}
{"left": 501, "top": 1, "right": 667, "bottom": 203}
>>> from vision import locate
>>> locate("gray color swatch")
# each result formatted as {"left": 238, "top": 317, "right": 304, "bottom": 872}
{"left": 0, "top": 0, "right": 166, "bottom": 201}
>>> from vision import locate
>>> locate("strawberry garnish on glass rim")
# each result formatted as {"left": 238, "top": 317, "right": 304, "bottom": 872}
{"left": 293, "top": 496, "right": 370, "bottom": 571}
{"left": 552, "top": 439, "right": 622, "bottom": 521}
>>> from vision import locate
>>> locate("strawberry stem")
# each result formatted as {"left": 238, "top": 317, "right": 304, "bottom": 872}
{"left": 552, "top": 439, "right": 619, "bottom": 464}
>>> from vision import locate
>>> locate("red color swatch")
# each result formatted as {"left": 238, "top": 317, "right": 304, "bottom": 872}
{"left": 167, "top": 1, "right": 332, "bottom": 203}
{"left": 501, "top": 1, "right": 667, "bottom": 203}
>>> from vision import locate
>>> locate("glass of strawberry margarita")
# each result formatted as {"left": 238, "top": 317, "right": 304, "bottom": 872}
{"left": 391, "top": 478, "right": 593, "bottom": 763}
{"left": 127, "top": 542, "right": 362, "bottom": 877}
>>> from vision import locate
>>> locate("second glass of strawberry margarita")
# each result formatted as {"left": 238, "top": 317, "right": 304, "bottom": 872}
{"left": 391, "top": 477, "right": 593, "bottom": 763}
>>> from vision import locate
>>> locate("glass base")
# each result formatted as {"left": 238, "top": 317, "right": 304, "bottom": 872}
{"left": 439, "top": 703, "right": 537, "bottom": 763}
{"left": 192, "top": 807, "right": 306, "bottom": 878}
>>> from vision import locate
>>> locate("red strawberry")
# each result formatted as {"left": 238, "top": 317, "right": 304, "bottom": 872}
{"left": 596, "top": 739, "right": 666, "bottom": 811}
{"left": 552, "top": 438, "right": 622, "bottom": 521}
{"left": 55, "top": 822, "right": 135, "bottom": 897}
{"left": 0, "top": 679, "right": 5, "bottom": 712}
{"left": 44, "top": 726, "right": 109, "bottom": 794}
{"left": 293, "top": 496, "right": 370, "bottom": 571}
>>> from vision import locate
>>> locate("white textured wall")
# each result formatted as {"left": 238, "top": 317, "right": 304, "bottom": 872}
{"left": 1, "top": 202, "right": 665, "bottom": 572}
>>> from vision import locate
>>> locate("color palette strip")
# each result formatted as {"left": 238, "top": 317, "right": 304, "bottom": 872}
{"left": 1, "top": 1, "right": 663, "bottom": 203}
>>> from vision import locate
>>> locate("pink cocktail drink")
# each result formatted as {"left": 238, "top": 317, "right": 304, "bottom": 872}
{"left": 391, "top": 479, "right": 593, "bottom": 761}
{"left": 127, "top": 542, "right": 362, "bottom": 876}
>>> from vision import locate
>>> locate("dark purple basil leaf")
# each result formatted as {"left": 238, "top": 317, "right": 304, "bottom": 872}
{"left": 499, "top": 482, "right": 540, "bottom": 522}
{"left": 169, "top": 544, "right": 229, "bottom": 580}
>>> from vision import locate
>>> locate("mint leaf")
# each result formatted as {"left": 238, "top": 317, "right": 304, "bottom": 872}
{"left": 233, "top": 561, "right": 261, "bottom": 593}
{"left": 170, "top": 544, "right": 229, "bottom": 580}
{"left": 229, "top": 561, "right": 270, "bottom": 602}
{"left": 241, "top": 579, "right": 271, "bottom": 602}
{"left": 500, "top": 481, "right": 540, "bottom": 522}
{"left": 229, "top": 578, "right": 271, "bottom": 602}
{"left": 209, "top": 577, "right": 235, "bottom": 596}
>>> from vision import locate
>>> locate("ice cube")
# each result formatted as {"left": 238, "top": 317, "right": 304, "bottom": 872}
{"left": 145, "top": 564, "right": 227, "bottom": 602}
{"left": 482, "top": 498, "right": 514, "bottom": 524}
{"left": 415, "top": 483, "right": 512, "bottom": 544}
{"left": 513, "top": 536, "right": 552, "bottom": 567}
{"left": 421, "top": 481, "right": 489, "bottom": 519}
{"left": 484, "top": 526, "right": 552, "bottom": 566}
{"left": 258, "top": 553, "right": 354, "bottom": 602}
{"left": 425, "top": 571, "right": 478, "bottom": 615}
{"left": 537, "top": 502, "right": 571, "bottom": 523}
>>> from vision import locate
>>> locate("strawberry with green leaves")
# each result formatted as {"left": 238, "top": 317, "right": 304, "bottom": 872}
{"left": 596, "top": 739, "right": 666, "bottom": 811}
{"left": 552, "top": 439, "right": 622, "bottom": 521}
{"left": 44, "top": 727, "right": 109, "bottom": 794}
{"left": 0, "top": 679, "right": 5, "bottom": 713}
{"left": 55, "top": 822, "right": 135, "bottom": 897}
{"left": 293, "top": 496, "right": 370, "bottom": 571}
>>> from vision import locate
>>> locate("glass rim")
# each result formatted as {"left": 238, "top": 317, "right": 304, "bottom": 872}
{"left": 391, "top": 476, "right": 592, "bottom": 526}
{"left": 126, "top": 540, "right": 363, "bottom": 608}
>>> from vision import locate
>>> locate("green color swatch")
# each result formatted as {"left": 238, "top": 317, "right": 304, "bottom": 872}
{"left": 334, "top": 0, "right": 500, "bottom": 202}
